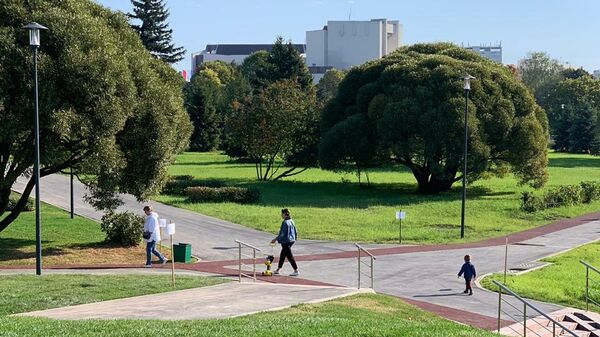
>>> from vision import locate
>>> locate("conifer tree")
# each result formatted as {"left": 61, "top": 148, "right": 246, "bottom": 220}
{"left": 129, "top": 0, "right": 185, "bottom": 64}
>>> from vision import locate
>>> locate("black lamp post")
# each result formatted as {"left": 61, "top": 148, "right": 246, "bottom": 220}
{"left": 23, "top": 22, "right": 48, "bottom": 275}
{"left": 461, "top": 74, "right": 475, "bottom": 239}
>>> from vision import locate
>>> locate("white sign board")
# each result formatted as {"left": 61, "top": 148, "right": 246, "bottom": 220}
{"left": 159, "top": 218, "right": 167, "bottom": 228}
{"left": 166, "top": 222, "right": 176, "bottom": 236}
{"left": 395, "top": 211, "right": 406, "bottom": 220}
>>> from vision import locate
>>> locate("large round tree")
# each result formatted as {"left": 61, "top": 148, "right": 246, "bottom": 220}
{"left": 0, "top": 0, "right": 192, "bottom": 231}
{"left": 320, "top": 43, "right": 548, "bottom": 194}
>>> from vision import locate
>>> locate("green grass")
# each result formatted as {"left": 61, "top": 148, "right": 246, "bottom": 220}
{"left": 0, "top": 274, "right": 225, "bottom": 316}
{"left": 154, "top": 151, "right": 600, "bottom": 244}
{"left": 481, "top": 241, "right": 600, "bottom": 311}
{"left": 0, "top": 293, "right": 496, "bottom": 337}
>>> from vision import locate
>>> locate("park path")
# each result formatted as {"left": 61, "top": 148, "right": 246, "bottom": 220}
{"left": 11, "top": 174, "right": 389, "bottom": 261}
{"left": 15, "top": 282, "right": 370, "bottom": 320}
{"left": 9, "top": 173, "right": 600, "bottom": 330}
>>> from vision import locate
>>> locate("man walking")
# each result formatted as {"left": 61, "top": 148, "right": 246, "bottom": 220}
{"left": 143, "top": 206, "right": 167, "bottom": 267}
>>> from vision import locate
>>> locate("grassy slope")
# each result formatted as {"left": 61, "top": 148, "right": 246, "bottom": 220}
{"left": 481, "top": 241, "right": 600, "bottom": 311}
{"left": 0, "top": 293, "right": 496, "bottom": 337}
{"left": 0, "top": 274, "right": 225, "bottom": 316}
{"left": 154, "top": 152, "right": 600, "bottom": 244}
{"left": 0, "top": 202, "right": 168, "bottom": 265}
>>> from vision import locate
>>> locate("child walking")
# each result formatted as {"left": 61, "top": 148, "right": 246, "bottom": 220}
{"left": 458, "top": 254, "right": 476, "bottom": 295}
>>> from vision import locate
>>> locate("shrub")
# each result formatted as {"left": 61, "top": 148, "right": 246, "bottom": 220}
{"left": 100, "top": 211, "right": 145, "bottom": 246}
{"left": 185, "top": 186, "right": 260, "bottom": 204}
{"left": 543, "top": 185, "right": 583, "bottom": 208}
{"left": 163, "top": 175, "right": 226, "bottom": 195}
{"left": 6, "top": 194, "right": 34, "bottom": 212}
{"left": 521, "top": 192, "right": 544, "bottom": 212}
{"left": 580, "top": 181, "right": 600, "bottom": 203}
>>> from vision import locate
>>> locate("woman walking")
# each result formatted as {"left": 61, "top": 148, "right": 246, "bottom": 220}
{"left": 271, "top": 208, "right": 299, "bottom": 276}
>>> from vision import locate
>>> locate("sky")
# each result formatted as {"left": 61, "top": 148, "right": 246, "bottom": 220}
{"left": 96, "top": 0, "right": 600, "bottom": 74}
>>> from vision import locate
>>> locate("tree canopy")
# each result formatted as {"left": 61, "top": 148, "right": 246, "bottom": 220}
{"left": 518, "top": 52, "right": 563, "bottom": 105}
{"left": 129, "top": 0, "right": 185, "bottom": 64}
{"left": 320, "top": 43, "right": 549, "bottom": 194}
{"left": 0, "top": 0, "right": 192, "bottom": 231}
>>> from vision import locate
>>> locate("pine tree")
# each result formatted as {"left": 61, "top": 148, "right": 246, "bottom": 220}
{"left": 129, "top": 0, "right": 185, "bottom": 64}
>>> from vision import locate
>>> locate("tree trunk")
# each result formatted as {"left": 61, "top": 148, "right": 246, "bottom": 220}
{"left": 412, "top": 167, "right": 456, "bottom": 194}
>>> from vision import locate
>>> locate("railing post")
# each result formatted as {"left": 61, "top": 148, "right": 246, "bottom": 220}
{"left": 253, "top": 248, "right": 256, "bottom": 282}
{"left": 370, "top": 256, "right": 374, "bottom": 289}
{"left": 586, "top": 266, "right": 589, "bottom": 311}
{"left": 523, "top": 302, "right": 527, "bottom": 337}
{"left": 552, "top": 321, "right": 556, "bottom": 337}
{"left": 238, "top": 241, "right": 242, "bottom": 283}
{"left": 358, "top": 248, "right": 361, "bottom": 289}
{"left": 497, "top": 285, "right": 502, "bottom": 333}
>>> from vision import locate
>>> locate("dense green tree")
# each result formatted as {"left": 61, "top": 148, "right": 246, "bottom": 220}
{"left": 129, "top": 0, "right": 185, "bottom": 64}
{"left": 227, "top": 80, "right": 318, "bottom": 180}
{"left": 239, "top": 51, "right": 273, "bottom": 91}
{"left": 0, "top": 0, "right": 192, "bottom": 231}
{"left": 316, "top": 69, "right": 346, "bottom": 102}
{"left": 320, "top": 43, "right": 549, "bottom": 194}
{"left": 544, "top": 76, "right": 600, "bottom": 153}
{"left": 518, "top": 52, "right": 563, "bottom": 105}
{"left": 561, "top": 67, "right": 591, "bottom": 80}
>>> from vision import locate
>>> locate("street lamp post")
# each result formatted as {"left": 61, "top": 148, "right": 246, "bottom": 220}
{"left": 461, "top": 74, "right": 475, "bottom": 239}
{"left": 23, "top": 22, "right": 48, "bottom": 276}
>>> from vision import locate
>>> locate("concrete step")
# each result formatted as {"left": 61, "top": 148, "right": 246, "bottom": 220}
{"left": 499, "top": 308, "right": 600, "bottom": 337}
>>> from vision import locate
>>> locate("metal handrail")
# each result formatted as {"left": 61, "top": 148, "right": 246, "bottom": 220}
{"left": 581, "top": 260, "right": 600, "bottom": 311}
{"left": 235, "top": 240, "right": 262, "bottom": 283}
{"left": 355, "top": 243, "right": 376, "bottom": 289}
{"left": 493, "top": 280, "right": 578, "bottom": 337}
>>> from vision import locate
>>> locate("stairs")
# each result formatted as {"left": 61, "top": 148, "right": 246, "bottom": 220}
{"left": 499, "top": 308, "right": 600, "bottom": 337}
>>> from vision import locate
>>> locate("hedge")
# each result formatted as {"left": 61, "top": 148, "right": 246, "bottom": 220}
{"left": 521, "top": 181, "right": 600, "bottom": 212}
{"left": 163, "top": 175, "right": 226, "bottom": 195}
{"left": 185, "top": 186, "right": 260, "bottom": 204}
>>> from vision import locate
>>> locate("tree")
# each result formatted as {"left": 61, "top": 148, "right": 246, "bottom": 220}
{"left": 0, "top": 0, "right": 192, "bottom": 232}
{"left": 227, "top": 80, "right": 318, "bottom": 180}
{"left": 316, "top": 69, "right": 346, "bottom": 102}
{"left": 320, "top": 43, "right": 549, "bottom": 194}
{"left": 518, "top": 52, "right": 563, "bottom": 104}
{"left": 129, "top": 0, "right": 185, "bottom": 64}
{"left": 544, "top": 76, "right": 600, "bottom": 153}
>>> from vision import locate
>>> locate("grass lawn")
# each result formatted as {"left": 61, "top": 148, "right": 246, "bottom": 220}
{"left": 154, "top": 151, "right": 600, "bottom": 244}
{"left": 0, "top": 202, "right": 170, "bottom": 265}
{"left": 480, "top": 241, "right": 600, "bottom": 312}
{"left": 0, "top": 292, "right": 496, "bottom": 337}
{"left": 0, "top": 274, "right": 226, "bottom": 316}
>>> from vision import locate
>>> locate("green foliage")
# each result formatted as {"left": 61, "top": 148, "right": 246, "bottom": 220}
{"left": 100, "top": 211, "right": 145, "bottom": 246}
{"left": 518, "top": 51, "right": 564, "bottom": 104}
{"left": 316, "top": 69, "right": 346, "bottom": 102}
{"left": 6, "top": 194, "right": 33, "bottom": 212}
{"left": 163, "top": 175, "right": 226, "bottom": 195}
{"left": 0, "top": 0, "right": 192, "bottom": 232}
{"left": 320, "top": 43, "right": 549, "bottom": 194}
{"left": 521, "top": 180, "right": 600, "bottom": 212}
{"left": 227, "top": 80, "right": 319, "bottom": 180}
{"left": 185, "top": 186, "right": 260, "bottom": 204}
{"left": 129, "top": 0, "right": 185, "bottom": 63}
{"left": 543, "top": 76, "right": 600, "bottom": 153}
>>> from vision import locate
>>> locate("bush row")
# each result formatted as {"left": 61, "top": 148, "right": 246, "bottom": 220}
{"left": 521, "top": 181, "right": 600, "bottom": 212}
{"left": 185, "top": 186, "right": 260, "bottom": 204}
{"left": 163, "top": 175, "right": 226, "bottom": 195}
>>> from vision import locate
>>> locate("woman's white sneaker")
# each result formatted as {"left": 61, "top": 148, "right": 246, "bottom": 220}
{"left": 289, "top": 271, "right": 299, "bottom": 277}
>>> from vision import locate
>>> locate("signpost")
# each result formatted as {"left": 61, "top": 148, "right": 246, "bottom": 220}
{"left": 166, "top": 221, "right": 176, "bottom": 287}
{"left": 395, "top": 211, "right": 406, "bottom": 244}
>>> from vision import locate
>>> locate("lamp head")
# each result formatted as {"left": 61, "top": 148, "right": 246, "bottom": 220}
{"left": 22, "top": 22, "right": 48, "bottom": 47}
{"left": 462, "top": 74, "right": 476, "bottom": 91}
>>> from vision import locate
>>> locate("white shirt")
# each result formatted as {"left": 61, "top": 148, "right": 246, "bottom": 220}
{"left": 143, "top": 212, "right": 161, "bottom": 242}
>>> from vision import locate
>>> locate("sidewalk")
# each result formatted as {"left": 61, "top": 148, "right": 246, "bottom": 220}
{"left": 16, "top": 282, "right": 371, "bottom": 320}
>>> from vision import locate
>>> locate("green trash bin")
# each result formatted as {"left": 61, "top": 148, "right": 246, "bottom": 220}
{"left": 173, "top": 243, "right": 192, "bottom": 263}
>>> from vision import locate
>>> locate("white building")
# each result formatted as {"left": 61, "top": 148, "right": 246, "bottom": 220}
{"left": 593, "top": 70, "right": 600, "bottom": 80}
{"left": 190, "top": 44, "right": 306, "bottom": 75}
{"left": 306, "top": 19, "right": 403, "bottom": 81}
{"left": 464, "top": 44, "right": 503, "bottom": 63}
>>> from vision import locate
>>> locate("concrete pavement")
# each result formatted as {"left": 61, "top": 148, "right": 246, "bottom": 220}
{"left": 15, "top": 282, "right": 371, "bottom": 320}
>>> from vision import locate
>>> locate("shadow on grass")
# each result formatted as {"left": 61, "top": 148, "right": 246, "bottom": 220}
{"left": 0, "top": 238, "right": 66, "bottom": 261}
{"left": 549, "top": 156, "right": 600, "bottom": 168}
{"left": 67, "top": 241, "right": 138, "bottom": 250}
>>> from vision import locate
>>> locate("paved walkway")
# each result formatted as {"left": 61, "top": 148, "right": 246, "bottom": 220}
{"left": 16, "top": 282, "right": 370, "bottom": 320}
{"left": 9, "top": 173, "right": 600, "bottom": 330}
{"left": 12, "top": 174, "right": 390, "bottom": 261}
